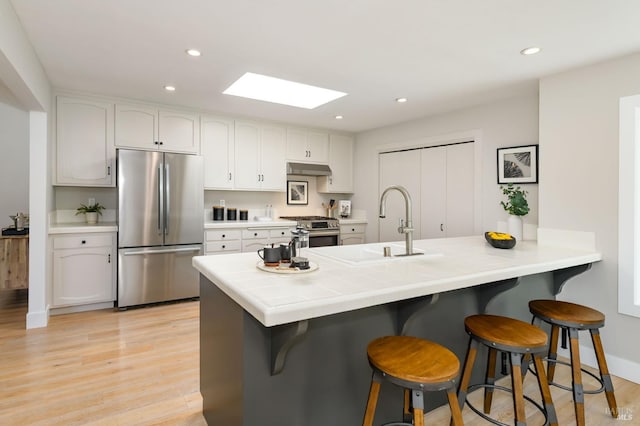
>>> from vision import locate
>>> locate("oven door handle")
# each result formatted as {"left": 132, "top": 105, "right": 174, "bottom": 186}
{"left": 309, "top": 230, "right": 340, "bottom": 237}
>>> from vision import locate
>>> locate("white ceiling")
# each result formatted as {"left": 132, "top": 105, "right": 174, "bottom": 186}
{"left": 9, "top": 0, "right": 640, "bottom": 133}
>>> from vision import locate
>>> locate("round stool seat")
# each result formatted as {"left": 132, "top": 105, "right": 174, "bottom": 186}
{"left": 529, "top": 299, "right": 604, "bottom": 328}
{"left": 367, "top": 335, "right": 460, "bottom": 384}
{"left": 465, "top": 314, "right": 547, "bottom": 352}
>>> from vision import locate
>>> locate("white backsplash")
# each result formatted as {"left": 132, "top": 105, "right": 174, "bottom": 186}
{"left": 51, "top": 209, "right": 117, "bottom": 224}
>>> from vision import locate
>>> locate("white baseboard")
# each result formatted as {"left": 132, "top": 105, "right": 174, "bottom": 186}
{"left": 557, "top": 345, "right": 640, "bottom": 385}
{"left": 26, "top": 308, "right": 49, "bottom": 329}
{"left": 49, "top": 301, "right": 114, "bottom": 315}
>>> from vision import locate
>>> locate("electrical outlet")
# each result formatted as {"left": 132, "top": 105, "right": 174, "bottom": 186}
{"left": 219, "top": 199, "right": 225, "bottom": 207}
{"left": 88, "top": 197, "right": 95, "bottom": 206}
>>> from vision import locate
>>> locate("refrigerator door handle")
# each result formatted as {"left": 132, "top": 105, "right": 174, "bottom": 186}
{"left": 164, "top": 162, "right": 170, "bottom": 236}
{"left": 123, "top": 247, "right": 202, "bottom": 256}
{"left": 157, "top": 164, "right": 163, "bottom": 235}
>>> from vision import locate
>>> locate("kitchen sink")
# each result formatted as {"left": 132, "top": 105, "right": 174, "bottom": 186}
{"left": 310, "top": 243, "right": 441, "bottom": 265}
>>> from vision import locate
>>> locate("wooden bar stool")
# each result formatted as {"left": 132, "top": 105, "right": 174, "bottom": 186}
{"left": 457, "top": 314, "right": 558, "bottom": 426}
{"left": 363, "top": 335, "right": 463, "bottom": 426}
{"left": 529, "top": 299, "right": 618, "bottom": 425}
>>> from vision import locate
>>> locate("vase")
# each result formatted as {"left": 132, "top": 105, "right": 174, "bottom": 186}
{"left": 85, "top": 212, "right": 98, "bottom": 224}
{"left": 507, "top": 215, "right": 523, "bottom": 241}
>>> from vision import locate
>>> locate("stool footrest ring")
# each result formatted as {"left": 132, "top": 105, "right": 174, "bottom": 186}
{"left": 526, "top": 358, "right": 606, "bottom": 394}
{"left": 466, "top": 383, "right": 548, "bottom": 426}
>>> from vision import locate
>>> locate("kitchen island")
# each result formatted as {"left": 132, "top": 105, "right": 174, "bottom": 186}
{"left": 193, "top": 231, "right": 601, "bottom": 425}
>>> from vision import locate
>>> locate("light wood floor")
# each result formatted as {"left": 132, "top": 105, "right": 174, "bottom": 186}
{"left": 1, "top": 290, "right": 637, "bottom": 425}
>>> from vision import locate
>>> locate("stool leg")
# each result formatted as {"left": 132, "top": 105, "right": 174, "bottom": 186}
{"left": 457, "top": 338, "right": 479, "bottom": 410}
{"left": 411, "top": 389, "right": 425, "bottom": 426}
{"left": 532, "top": 353, "right": 559, "bottom": 426}
{"left": 568, "top": 327, "right": 585, "bottom": 426}
{"left": 484, "top": 347, "right": 497, "bottom": 414}
{"left": 509, "top": 352, "right": 527, "bottom": 426}
{"left": 403, "top": 388, "right": 412, "bottom": 423}
{"left": 547, "top": 324, "right": 560, "bottom": 381}
{"left": 590, "top": 328, "right": 618, "bottom": 418}
{"left": 363, "top": 370, "right": 382, "bottom": 426}
{"left": 446, "top": 386, "right": 464, "bottom": 426}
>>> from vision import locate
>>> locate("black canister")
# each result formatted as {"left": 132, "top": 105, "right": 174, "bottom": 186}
{"left": 240, "top": 210, "right": 248, "bottom": 221}
{"left": 212, "top": 206, "right": 224, "bottom": 221}
{"left": 227, "top": 208, "right": 237, "bottom": 221}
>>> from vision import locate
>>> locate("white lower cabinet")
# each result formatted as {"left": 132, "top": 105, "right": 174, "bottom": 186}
{"left": 204, "top": 229, "right": 241, "bottom": 255}
{"left": 51, "top": 233, "right": 116, "bottom": 307}
{"left": 241, "top": 228, "right": 292, "bottom": 252}
{"left": 340, "top": 224, "right": 366, "bottom": 245}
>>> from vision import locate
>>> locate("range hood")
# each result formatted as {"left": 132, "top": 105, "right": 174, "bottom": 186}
{"left": 286, "top": 162, "right": 332, "bottom": 176}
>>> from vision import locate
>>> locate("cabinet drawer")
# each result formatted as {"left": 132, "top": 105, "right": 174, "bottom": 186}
{"left": 340, "top": 224, "right": 366, "bottom": 235}
{"left": 52, "top": 234, "right": 113, "bottom": 250}
{"left": 205, "top": 229, "right": 241, "bottom": 241}
{"left": 242, "top": 229, "right": 270, "bottom": 240}
{"left": 205, "top": 240, "right": 241, "bottom": 254}
{"left": 269, "top": 228, "right": 292, "bottom": 239}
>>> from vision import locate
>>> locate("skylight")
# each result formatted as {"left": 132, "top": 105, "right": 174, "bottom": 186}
{"left": 223, "top": 72, "right": 347, "bottom": 109}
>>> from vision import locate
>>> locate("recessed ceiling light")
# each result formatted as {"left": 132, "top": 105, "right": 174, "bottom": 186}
{"left": 520, "top": 46, "right": 541, "bottom": 56}
{"left": 335, "top": 115, "right": 343, "bottom": 120}
{"left": 396, "top": 97, "right": 408, "bottom": 103}
{"left": 186, "top": 49, "right": 201, "bottom": 57}
{"left": 164, "top": 85, "right": 176, "bottom": 92}
{"left": 223, "top": 72, "right": 347, "bottom": 109}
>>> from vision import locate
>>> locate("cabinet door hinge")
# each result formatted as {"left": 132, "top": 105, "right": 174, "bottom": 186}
{"left": 108, "top": 253, "right": 111, "bottom": 263}
{"left": 107, "top": 166, "right": 111, "bottom": 176}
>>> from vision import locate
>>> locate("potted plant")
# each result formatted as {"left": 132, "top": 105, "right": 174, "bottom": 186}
{"left": 500, "top": 184, "right": 529, "bottom": 240}
{"left": 76, "top": 202, "right": 105, "bottom": 224}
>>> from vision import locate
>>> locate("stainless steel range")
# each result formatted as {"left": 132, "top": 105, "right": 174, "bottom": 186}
{"left": 279, "top": 216, "right": 340, "bottom": 247}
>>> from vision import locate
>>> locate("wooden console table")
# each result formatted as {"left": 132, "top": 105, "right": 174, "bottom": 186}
{"left": 0, "top": 235, "right": 29, "bottom": 290}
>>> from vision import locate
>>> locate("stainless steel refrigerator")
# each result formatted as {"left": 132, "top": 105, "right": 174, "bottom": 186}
{"left": 117, "top": 149, "right": 203, "bottom": 308}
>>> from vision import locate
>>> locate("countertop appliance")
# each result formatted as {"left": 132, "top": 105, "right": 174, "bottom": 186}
{"left": 279, "top": 216, "right": 340, "bottom": 247}
{"left": 117, "top": 149, "right": 203, "bottom": 308}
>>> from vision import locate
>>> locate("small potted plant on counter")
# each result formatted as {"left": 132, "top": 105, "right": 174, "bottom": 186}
{"left": 500, "top": 183, "right": 529, "bottom": 241}
{"left": 76, "top": 202, "right": 105, "bottom": 224}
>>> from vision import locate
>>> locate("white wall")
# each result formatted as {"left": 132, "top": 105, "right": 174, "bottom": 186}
{"left": 353, "top": 94, "right": 539, "bottom": 244}
{"left": 539, "top": 53, "right": 640, "bottom": 377}
{"left": 0, "top": 100, "right": 29, "bottom": 228}
{"left": 0, "top": 0, "right": 52, "bottom": 328}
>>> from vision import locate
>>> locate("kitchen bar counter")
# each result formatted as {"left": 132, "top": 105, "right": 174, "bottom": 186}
{"left": 194, "top": 231, "right": 601, "bottom": 425}
{"left": 193, "top": 233, "right": 600, "bottom": 327}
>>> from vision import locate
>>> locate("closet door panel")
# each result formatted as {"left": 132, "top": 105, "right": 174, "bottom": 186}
{"left": 378, "top": 150, "right": 421, "bottom": 243}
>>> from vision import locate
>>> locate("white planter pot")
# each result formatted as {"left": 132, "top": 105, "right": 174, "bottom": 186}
{"left": 85, "top": 212, "right": 98, "bottom": 224}
{"left": 507, "top": 215, "right": 523, "bottom": 241}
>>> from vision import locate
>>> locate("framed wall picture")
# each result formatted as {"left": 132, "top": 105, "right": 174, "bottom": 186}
{"left": 497, "top": 145, "right": 538, "bottom": 184}
{"left": 287, "top": 180, "right": 308, "bottom": 205}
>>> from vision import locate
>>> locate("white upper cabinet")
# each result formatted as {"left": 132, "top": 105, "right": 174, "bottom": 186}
{"left": 55, "top": 96, "right": 115, "bottom": 187}
{"left": 286, "top": 127, "right": 329, "bottom": 164}
{"left": 115, "top": 103, "right": 200, "bottom": 154}
{"left": 234, "top": 121, "right": 286, "bottom": 191}
{"left": 317, "top": 134, "right": 354, "bottom": 193}
{"left": 201, "top": 115, "right": 235, "bottom": 190}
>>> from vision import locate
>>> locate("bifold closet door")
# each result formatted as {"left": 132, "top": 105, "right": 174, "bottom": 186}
{"left": 420, "top": 143, "right": 474, "bottom": 239}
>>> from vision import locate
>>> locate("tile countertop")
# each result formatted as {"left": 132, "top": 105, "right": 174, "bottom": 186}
{"left": 205, "top": 219, "right": 297, "bottom": 229}
{"left": 49, "top": 222, "right": 118, "bottom": 234}
{"left": 193, "top": 231, "right": 602, "bottom": 327}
